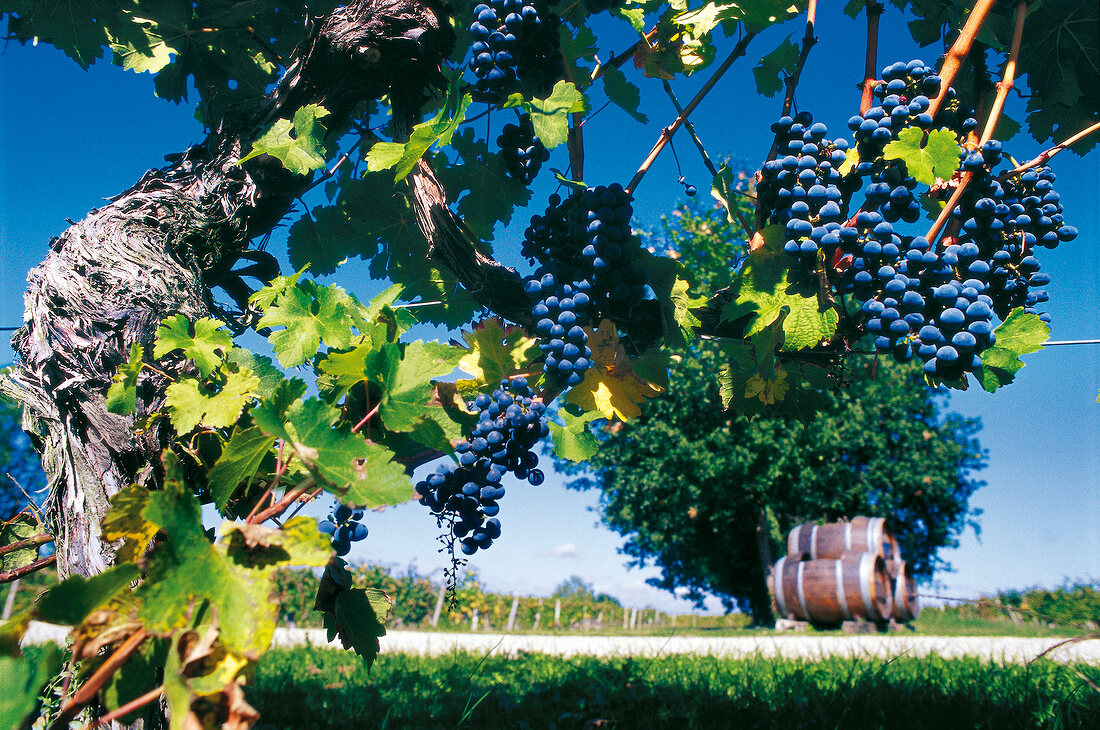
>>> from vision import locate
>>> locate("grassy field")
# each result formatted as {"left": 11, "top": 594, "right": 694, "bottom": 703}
{"left": 250, "top": 648, "right": 1100, "bottom": 729}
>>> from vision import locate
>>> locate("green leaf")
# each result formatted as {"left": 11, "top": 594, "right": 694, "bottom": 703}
{"left": 710, "top": 163, "right": 744, "bottom": 227}
{"left": 207, "top": 427, "right": 277, "bottom": 511}
{"left": 316, "top": 560, "right": 392, "bottom": 668}
{"left": 369, "top": 84, "right": 472, "bottom": 181}
{"left": 549, "top": 408, "right": 601, "bottom": 462}
{"left": 372, "top": 341, "right": 464, "bottom": 433}
{"left": 253, "top": 398, "right": 413, "bottom": 508}
{"left": 224, "top": 349, "right": 283, "bottom": 399}
{"left": 5, "top": 0, "right": 115, "bottom": 68}
{"left": 221, "top": 516, "right": 331, "bottom": 569}
{"left": 257, "top": 283, "right": 355, "bottom": 367}
{"left": 721, "top": 226, "right": 838, "bottom": 350}
{"left": 601, "top": 66, "right": 648, "bottom": 123}
{"left": 35, "top": 564, "right": 141, "bottom": 625}
{"left": 102, "top": 485, "right": 157, "bottom": 564}
{"left": 883, "top": 128, "right": 961, "bottom": 186}
{"left": 136, "top": 452, "right": 278, "bottom": 655}
{"left": 154, "top": 315, "right": 231, "bottom": 378}
{"left": 977, "top": 309, "right": 1050, "bottom": 392}
{"left": 637, "top": 251, "right": 704, "bottom": 349}
{"left": 164, "top": 368, "right": 260, "bottom": 433}
{"left": 110, "top": 25, "right": 176, "bottom": 73}
{"left": 752, "top": 35, "right": 798, "bottom": 97}
{"left": 238, "top": 104, "right": 330, "bottom": 175}
{"left": 526, "top": 81, "right": 589, "bottom": 150}
{"left": 436, "top": 128, "right": 532, "bottom": 241}
{"left": 612, "top": 5, "right": 646, "bottom": 32}
{"left": 0, "top": 646, "right": 61, "bottom": 730}
{"left": 0, "top": 515, "right": 39, "bottom": 572}
{"left": 106, "top": 341, "right": 144, "bottom": 415}
{"left": 455, "top": 318, "right": 541, "bottom": 396}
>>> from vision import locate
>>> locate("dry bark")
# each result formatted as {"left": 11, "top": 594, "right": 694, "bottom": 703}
{"left": 2, "top": 0, "right": 457, "bottom": 579}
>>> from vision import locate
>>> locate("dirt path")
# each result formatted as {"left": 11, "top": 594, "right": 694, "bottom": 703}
{"left": 272, "top": 628, "right": 1100, "bottom": 664}
{"left": 22, "top": 622, "right": 1097, "bottom": 663}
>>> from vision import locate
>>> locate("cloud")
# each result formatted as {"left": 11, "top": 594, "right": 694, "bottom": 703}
{"left": 549, "top": 543, "right": 579, "bottom": 558}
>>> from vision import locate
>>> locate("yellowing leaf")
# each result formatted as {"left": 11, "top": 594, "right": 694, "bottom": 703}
{"left": 164, "top": 368, "right": 260, "bottom": 433}
{"left": 456, "top": 318, "right": 540, "bottom": 396}
{"left": 564, "top": 321, "right": 665, "bottom": 420}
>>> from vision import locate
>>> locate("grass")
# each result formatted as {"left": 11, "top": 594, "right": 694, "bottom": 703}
{"left": 249, "top": 648, "right": 1100, "bottom": 729}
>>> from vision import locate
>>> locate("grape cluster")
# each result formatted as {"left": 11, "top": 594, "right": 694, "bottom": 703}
{"left": 847, "top": 59, "right": 977, "bottom": 168}
{"left": 756, "top": 113, "right": 849, "bottom": 266}
{"left": 319, "top": 503, "right": 368, "bottom": 556}
{"left": 416, "top": 377, "right": 548, "bottom": 555}
{"left": 521, "top": 184, "right": 649, "bottom": 384}
{"left": 468, "top": 0, "right": 560, "bottom": 97}
{"left": 497, "top": 113, "right": 550, "bottom": 185}
{"left": 755, "top": 59, "right": 1078, "bottom": 383}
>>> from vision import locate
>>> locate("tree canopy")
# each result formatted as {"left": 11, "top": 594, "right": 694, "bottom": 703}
{"left": 566, "top": 203, "right": 987, "bottom": 623}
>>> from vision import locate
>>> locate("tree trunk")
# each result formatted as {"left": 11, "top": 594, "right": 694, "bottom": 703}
{"left": 3, "top": 0, "right": 452, "bottom": 580}
{"left": 749, "top": 506, "right": 776, "bottom": 626}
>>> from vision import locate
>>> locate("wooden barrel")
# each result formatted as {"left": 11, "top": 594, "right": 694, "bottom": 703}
{"left": 889, "top": 560, "right": 920, "bottom": 621}
{"left": 772, "top": 553, "right": 893, "bottom": 624}
{"left": 788, "top": 517, "right": 892, "bottom": 560}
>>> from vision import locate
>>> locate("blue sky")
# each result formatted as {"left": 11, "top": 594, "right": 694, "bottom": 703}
{"left": 1, "top": 7, "right": 1096, "bottom": 613}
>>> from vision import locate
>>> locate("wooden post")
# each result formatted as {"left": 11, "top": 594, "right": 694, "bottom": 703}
{"left": 554, "top": 598, "right": 562, "bottom": 628}
{"left": 506, "top": 596, "right": 519, "bottom": 631}
{"left": 596, "top": 610, "right": 603, "bottom": 629}
{"left": 629, "top": 608, "right": 637, "bottom": 630}
{"left": 533, "top": 610, "right": 541, "bottom": 630}
{"left": 2, "top": 579, "right": 18, "bottom": 620}
{"left": 431, "top": 583, "right": 445, "bottom": 628}
{"left": 623, "top": 607, "right": 629, "bottom": 629}
{"left": 472, "top": 609, "right": 479, "bottom": 631}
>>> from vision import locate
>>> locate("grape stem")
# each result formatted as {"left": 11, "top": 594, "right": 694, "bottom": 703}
{"left": 928, "top": 1, "right": 1026, "bottom": 246}
{"left": 926, "top": 0, "right": 998, "bottom": 119}
{"left": 0, "top": 554, "right": 55, "bottom": 584}
{"left": 780, "top": 0, "right": 818, "bottom": 118}
{"left": 624, "top": 31, "right": 758, "bottom": 196}
{"left": 94, "top": 686, "right": 164, "bottom": 727}
{"left": 49, "top": 628, "right": 149, "bottom": 729}
{"left": 1000, "top": 120, "right": 1100, "bottom": 178}
{"left": 587, "top": 30, "right": 658, "bottom": 88}
{"left": 560, "top": 49, "right": 586, "bottom": 180}
{"left": 247, "top": 477, "right": 317, "bottom": 525}
{"left": 859, "top": 1, "right": 884, "bottom": 115}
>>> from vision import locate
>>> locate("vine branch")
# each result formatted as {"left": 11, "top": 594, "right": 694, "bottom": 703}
{"left": 625, "top": 31, "right": 758, "bottom": 196}
{"left": 0, "top": 532, "right": 53, "bottom": 557}
{"left": 781, "top": 0, "right": 818, "bottom": 117}
{"left": 979, "top": 1, "right": 1026, "bottom": 145}
{"left": 51, "top": 628, "right": 149, "bottom": 729}
{"left": 0, "top": 554, "right": 55, "bottom": 583}
{"left": 1002, "top": 121, "right": 1100, "bottom": 177}
{"left": 860, "top": 1, "right": 884, "bottom": 114}
{"left": 927, "top": 0, "right": 997, "bottom": 119}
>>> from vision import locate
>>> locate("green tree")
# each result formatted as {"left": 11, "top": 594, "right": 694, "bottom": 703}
{"left": 568, "top": 203, "right": 986, "bottom": 625}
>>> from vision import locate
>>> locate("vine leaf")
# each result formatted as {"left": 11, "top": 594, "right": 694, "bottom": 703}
{"left": 0, "top": 514, "right": 39, "bottom": 572}
{"left": 883, "top": 128, "right": 960, "bottom": 186}
{"left": 252, "top": 397, "right": 412, "bottom": 508}
{"left": 366, "top": 82, "right": 472, "bottom": 180}
{"left": 239, "top": 104, "right": 330, "bottom": 175}
{"left": 110, "top": 25, "right": 176, "bottom": 73}
{"left": 977, "top": 309, "right": 1050, "bottom": 392}
{"left": 102, "top": 485, "right": 159, "bottom": 563}
{"left": 721, "top": 226, "right": 838, "bottom": 350}
{"left": 436, "top": 129, "right": 532, "bottom": 241}
{"left": 207, "top": 427, "right": 277, "bottom": 511}
{"left": 106, "top": 341, "right": 144, "bottom": 415}
{"left": 315, "top": 560, "right": 392, "bottom": 668}
{"left": 565, "top": 320, "right": 666, "bottom": 420}
{"left": 369, "top": 341, "right": 464, "bottom": 433}
{"left": 549, "top": 408, "right": 600, "bottom": 462}
{"left": 257, "top": 283, "right": 356, "bottom": 367}
{"left": 155, "top": 314, "right": 232, "bottom": 378}
{"left": 752, "top": 35, "right": 798, "bottom": 97}
{"left": 34, "top": 564, "right": 142, "bottom": 626}
{"left": 4, "top": 1, "right": 114, "bottom": 68}
{"left": 222, "top": 516, "right": 331, "bottom": 568}
{"left": 508, "top": 80, "right": 589, "bottom": 150}
{"left": 601, "top": 65, "right": 648, "bottom": 123}
{"left": 455, "top": 318, "right": 541, "bottom": 397}
{"left": 164, "top": 368, "right": 260, "bottom": 433}
{"left": 0, "top": 646, "right": 62, "bottom": 730}
{"left": 638, "top": 251, "right": 704, "bottom": 349}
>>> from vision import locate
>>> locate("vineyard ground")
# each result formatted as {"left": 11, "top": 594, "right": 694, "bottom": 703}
{"left": 22, "top": 621, "right": 1100, "bottom": 664}
{"left": 245, "top": 648, "right": 1100, "bottom": 729}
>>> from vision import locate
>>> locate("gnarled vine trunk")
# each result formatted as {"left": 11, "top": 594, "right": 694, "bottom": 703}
{"left": 3, "top": 0, "right": 454, "bottom": 581}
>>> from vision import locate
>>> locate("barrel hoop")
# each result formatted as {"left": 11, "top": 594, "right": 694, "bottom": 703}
{"left": 868, "top": 517, "right": 883, "bottom": 553}
{"left": 844, "top": 521, "right": 852, "bottom": 551}
{"left": 796, "top": 561, "right": 810, "bottom": 621}
{"left": 859, "top": 553, "right": 875, "bottom": 618}
{"left": 774, "top": 557, "right": 789, "bottom": 618}
{"left": 789, "top": 525, "right": 801, "bottom": 556}
{"left": 835, "top": 559, "right": 851, "bottom": 620}
{"left": 809, "top": 525, "right": 819, "bottom": 559}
